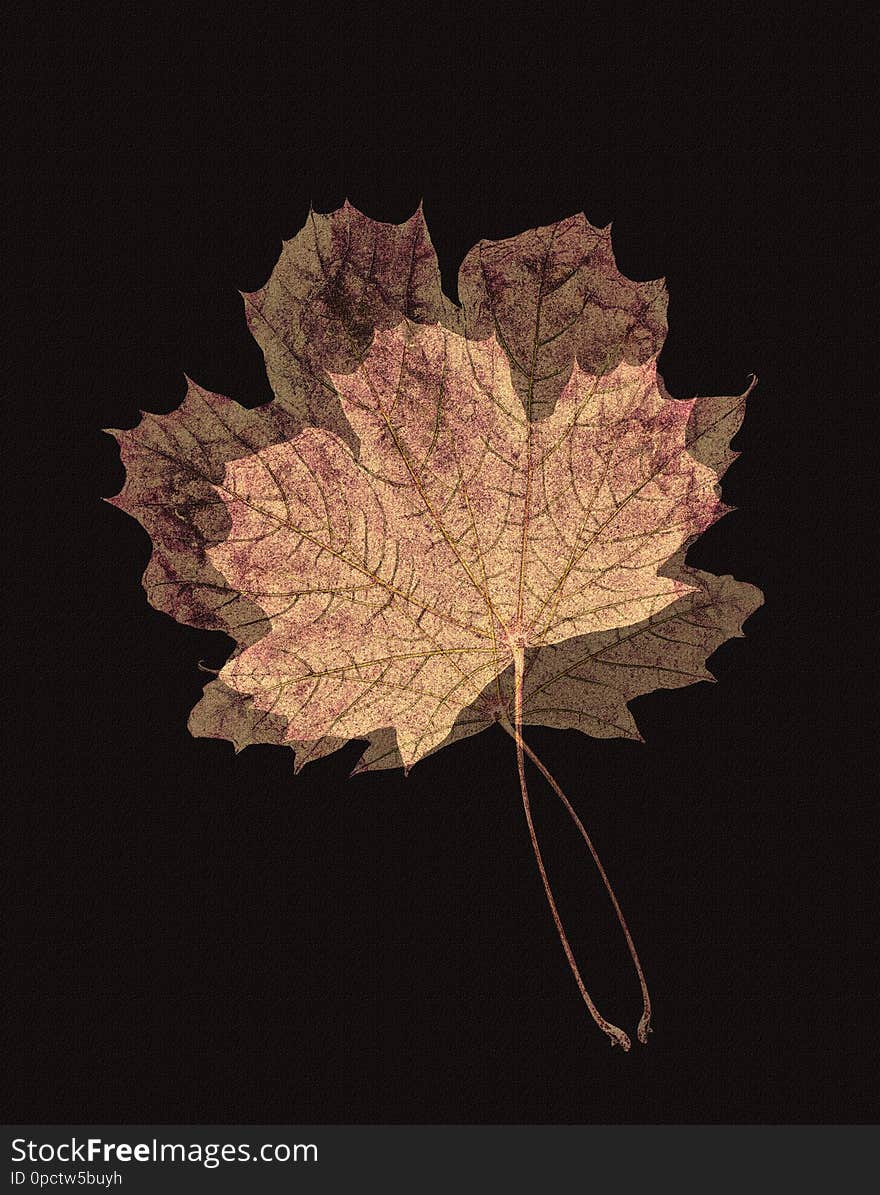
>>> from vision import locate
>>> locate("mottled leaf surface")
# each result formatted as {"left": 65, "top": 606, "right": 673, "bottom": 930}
{"left": 108, "top": 205, "right": 761, "bottom": 772}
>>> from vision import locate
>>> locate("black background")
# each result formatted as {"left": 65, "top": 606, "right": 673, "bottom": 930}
{"left": 7, "top": 7, "right": 876, "bottom": 1123}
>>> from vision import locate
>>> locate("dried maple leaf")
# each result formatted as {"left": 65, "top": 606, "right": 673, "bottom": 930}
{"left": 107, "top": 204, "right": 762, "bottom": 1050}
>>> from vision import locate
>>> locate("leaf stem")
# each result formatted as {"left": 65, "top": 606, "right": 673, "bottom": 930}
{"left": 505, "top": 646, "right": 633, "bottom": 1050}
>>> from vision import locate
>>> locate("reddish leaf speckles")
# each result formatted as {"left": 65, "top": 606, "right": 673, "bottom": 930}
{"left": 107, "top": 204, "right": 763, "bottom": 1049}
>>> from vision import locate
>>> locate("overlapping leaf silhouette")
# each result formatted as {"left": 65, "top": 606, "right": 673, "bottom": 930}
{"left": 109, "top": 203, "right": 455, "bottom": 753}
{"left": 109, "top": 203, "right": 759, "bottom": 771}
{"left": 107, "top": 204, "right": 762, "bottom": 1049}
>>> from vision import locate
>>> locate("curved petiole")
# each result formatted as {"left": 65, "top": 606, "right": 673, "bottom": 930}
{"left": 502, "top": 646, "right": 651, "bottom": 1049}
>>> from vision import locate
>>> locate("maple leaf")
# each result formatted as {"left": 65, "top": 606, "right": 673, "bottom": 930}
{"left": 107, "top": 204, "right": 763, "bottom": 1050}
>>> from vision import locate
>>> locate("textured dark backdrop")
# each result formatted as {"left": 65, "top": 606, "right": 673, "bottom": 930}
{"left": 7, "top": 7, "right": 874, "bottom": 1122}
